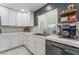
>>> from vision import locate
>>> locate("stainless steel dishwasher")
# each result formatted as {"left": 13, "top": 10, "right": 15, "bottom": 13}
{"left": 46, "top": 40, "right": 79, "bottom": 55}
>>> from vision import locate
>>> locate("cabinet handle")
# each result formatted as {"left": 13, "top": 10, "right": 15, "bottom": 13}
{"left": 64, "top": 49, "right": 76, "bottom": 54}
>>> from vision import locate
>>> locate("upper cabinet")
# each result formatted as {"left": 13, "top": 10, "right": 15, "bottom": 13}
{"left": 8, "top": 9, "right": 17, "bottom": 26}
{"left": 22, "top": 13, "right": 28, "bottom": 26}
{"left": 16, "top": 12, "right": 23, "bottom": 26}
{"left": 27, "top": 11, "right": 34, "bottom": 26}
{"left": 16, "top": 11, "right": 34, "bottom": 26}
{"left": 0, "top": 6, "right": 9, "bottom": 25}
{"left": 0, "top": 6, "right": 34, "bottom": 27}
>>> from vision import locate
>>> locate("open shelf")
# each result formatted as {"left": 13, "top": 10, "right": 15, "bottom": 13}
{"left": 59, "top": 9, "right": 77, "bottom": 17}
{"left": 61, "top": 20, "right": 77, "bottom": 23}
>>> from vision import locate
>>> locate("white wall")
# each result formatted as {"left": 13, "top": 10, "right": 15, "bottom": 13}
{"left": 38, "top": 9, "right": 58, "bottom": 29}
{"left": 38, "top": 9, "right": 58, "bottom": 34}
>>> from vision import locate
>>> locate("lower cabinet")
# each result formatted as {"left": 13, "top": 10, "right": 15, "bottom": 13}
{"left": 18, "top": 35, "right": 25, "bottom": 45}
{"left": 34, "top": 37, "right": 45, "bottom": 55}
{"left": 0, "top": 35, "right": 10, "bottom": 51}
{"left": 23, "top": 35, "right": 30, "bottom": 48}
{"left": 28, "top": 37, "right": 35, "bottom": 54}
{"left": 0, "top": 33, "right": 45, "bottom": 55}
{"left": 10, "top": 35, "right": 20, "bottom": 48}
{"left": 27, "top": 35, "right": 45, "bottom": 55}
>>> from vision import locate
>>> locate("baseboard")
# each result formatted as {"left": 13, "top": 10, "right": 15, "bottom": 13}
{"left": 0, "top": 45, "right": 34, "bottom": 55}
{"left": 23, "top": 45, "right": 34, "bottom": 55}
{"left": 0, "top": 45, "right": 24, "bottom": 53}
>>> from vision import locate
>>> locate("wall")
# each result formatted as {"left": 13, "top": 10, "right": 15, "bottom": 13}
{"left": 1, "top": 26, "right": 24, "bottom": 33}
{"left": 34, "top": 3, "right": 79, "bottom": 26}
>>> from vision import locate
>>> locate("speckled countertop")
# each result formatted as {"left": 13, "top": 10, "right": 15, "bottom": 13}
{"left": 46, "top": 35, "right": 79, "bottom": 48}
{"left": 26, "top": 32, "right": 79, "bottom": 48}
{"left": 1, "top": 32, "right": 79, "bottom": 48}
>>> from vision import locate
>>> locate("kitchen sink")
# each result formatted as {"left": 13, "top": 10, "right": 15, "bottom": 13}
{"left": 34, "top": 33, "right": 48, "bottom": 36}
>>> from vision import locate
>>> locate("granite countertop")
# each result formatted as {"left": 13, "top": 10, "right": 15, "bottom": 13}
{"left": 46, "top": 35, "right": 79, "bottom": 48}
{"left": 27, "top": 33, "right": 79, "bottom": 48}
{"left": 1, "top": 32, "right": 79, "bottom": 48}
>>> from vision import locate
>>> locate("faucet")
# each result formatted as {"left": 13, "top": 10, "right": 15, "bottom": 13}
{"left": 43, "top": 30, "right": 49, "bottom": 36}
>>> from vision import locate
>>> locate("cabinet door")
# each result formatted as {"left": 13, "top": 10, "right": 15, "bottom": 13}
{"left": 0, "top": 35, "right": 10, "bottom": 51}
{"left": 22, "top": 13, "right": 28, "bottom": 26}
{"left": 10, "top": 35, "right": 20, "bottom": 48}
{"left": 8, "top": 9, "right": 17, "bottom": 26}
{"left": 32, "top": 36, "right": 45, "bottom": 55}
{"left": 16, "top": 12, "right": 22, "bottom": 26}
{"left": 23, "top": 35, "right": 29, "bottom": 48}
{"left": 0, "top": 6, "right": 9, "bottom": 25}
{"left": 28, "top": 35, "right": 45, "bottom": 55}
{"left": 26, "top": 35, "right": 35, "bottom": 53}
{"left": 18, "top": 35, "right": 25, "bottom": 45}
{"left": 27, "top": 11, "right": 34, "bottom": 26}
{"left": 28, "top": 37, "right": 35, "bottom": 53}
{"left": 29, "top": 11, "right": 34, "bottom": 26}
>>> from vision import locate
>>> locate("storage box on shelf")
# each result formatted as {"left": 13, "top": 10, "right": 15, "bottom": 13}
{"left": 61, "top": 20, "right": 77, "bottom": 23}
{"left": 58, "top": 4, "right": 78, "bottom": 39}
{"left": 59, "top": 9, "right": 77, "bottom": 17}
{"left": 59, "top": 4, "right": 77, "bottom": 23}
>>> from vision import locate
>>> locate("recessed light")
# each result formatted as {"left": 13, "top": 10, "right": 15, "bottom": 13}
{"left": 46, "top": 5, "right": 52, "bottom": 11}
{"left": 21, "top": 9, "right": 25, "bottom": 11}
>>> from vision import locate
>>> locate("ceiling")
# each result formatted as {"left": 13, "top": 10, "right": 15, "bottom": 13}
{"left": 0, "top": 3, "right": 47, "bottom": 12}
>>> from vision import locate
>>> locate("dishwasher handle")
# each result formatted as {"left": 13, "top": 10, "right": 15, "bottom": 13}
{"left": 63, "top": 49, "right": 78, "bottom": 55}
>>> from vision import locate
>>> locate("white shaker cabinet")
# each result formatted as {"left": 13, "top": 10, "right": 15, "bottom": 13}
{"left": 27, "top": 35, "right": 45, "bottom": 55}
{"left": 16, "top": 12, "right": 23, "bottom": 26}
{"left": 10, "top": 35, "right": 20, "bottom": 48}
{"left": 27, "top": 11, "right": 34, "bottom": 26}
{"left": 27, "top": 36, "right": 35, "bottom": 52}
{"left": 18, "top": 35, "right": 25, "bottom": 45}
{"left": 22, "top": 11, "right": 34, "bottom": 26}
{"left": 23, "top": 35, "right": 29, "bottom": 47}
{"left": 0, "top": 6, "right": 34, "bottom": 27}
{"left": 23, "top": 34, "right": 34, "bottom": 52}
{"left": 22, "top": 13, "right": 28, "bottom": 26}
{"left": 33, "top": 36, "right": 45, "bottom": 55}
{"left": 8, "top": 9, "right": 17, "bottom": 26}
{"left": 0, "top": 35, "right": 10, "bottom": 51}
{"left": 0, "top": 6, "right": 9, "bottom": 25}
{"left": 16, "top": 12, "right": 29, "bottom": 26}
{"left": 30, "top": 11, "right": 34, "bottom": 26}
